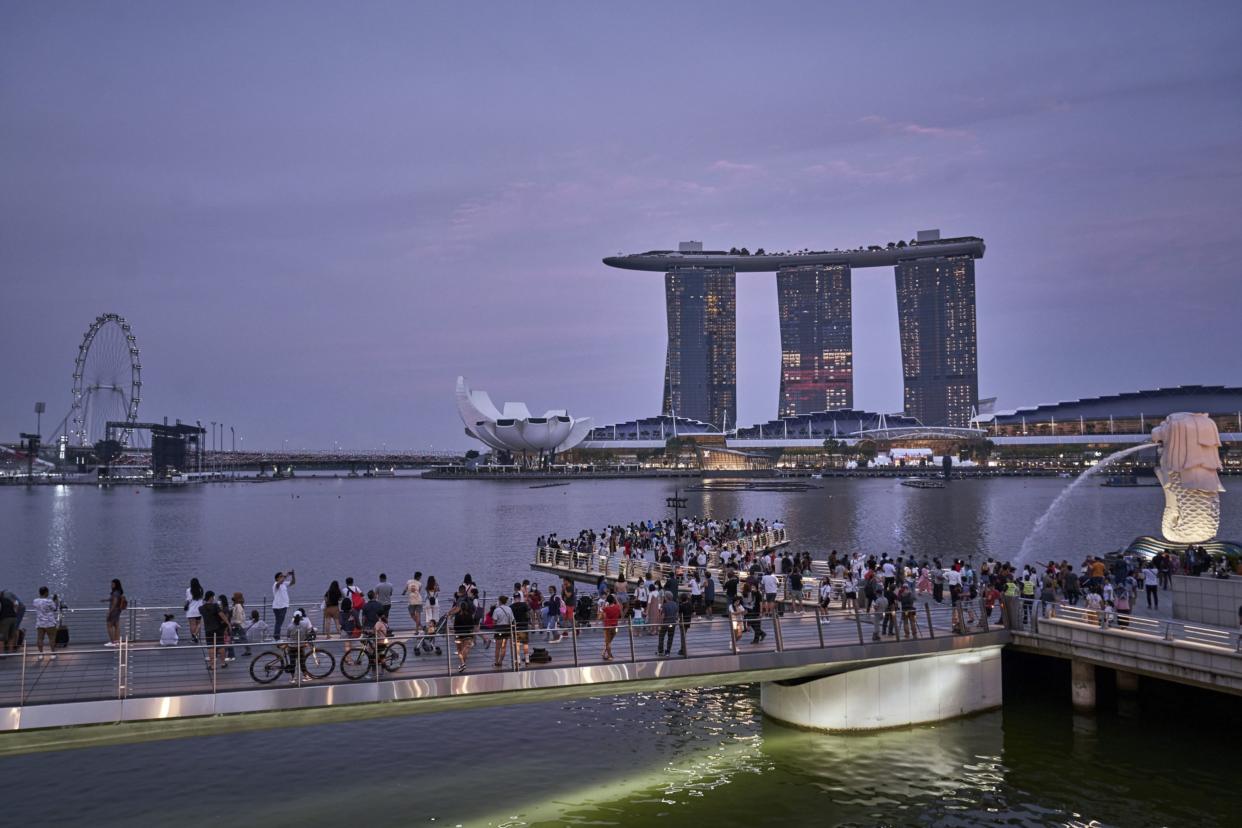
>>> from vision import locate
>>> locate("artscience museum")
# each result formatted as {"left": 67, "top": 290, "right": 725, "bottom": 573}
{"left": 455, "top": 376, "right": 593, "bottom": 456}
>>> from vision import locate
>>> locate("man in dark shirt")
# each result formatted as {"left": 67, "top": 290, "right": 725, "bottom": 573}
{"left": 510, "top": 592, "right": 532, "bottom": 666}
{"left": 676, "top": 593, "right": 693, "bottom": 656}
{"left": 658, "top": 591, "right": 678, "bottom": 656}
{"left": 360, "top": 591, "right": 384, "bottom": 632}
{"left": 199, "top": 591, "right": 230, "bottom": 670}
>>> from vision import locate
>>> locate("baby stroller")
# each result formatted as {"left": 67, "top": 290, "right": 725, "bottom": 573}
{"left": 409, "top": 613, "right": 446, "bottom": 656}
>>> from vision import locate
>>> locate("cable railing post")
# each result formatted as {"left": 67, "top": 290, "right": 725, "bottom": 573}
{"left": 924, "top": 603, "right": 935, "bottom": 639}
{"left": 772, "top": 608, "right": 783, "bottom": 652}
{"left": 213, "top": 639, "right": 219, "bottom": 694}
{"left": 19, "top": 640, "right": 28, "bottom": 707}
{"left": 980, "top": 598, "right": 990, "bottom": 633}
{"left": 295, "top": 627, "right": 303, "bottom": 687}
{"left": 445, "top": 626, "right": 453, "bottom": 676}
{"left": 815, "top": 607, "right": 825, "bottom": 649}
{"left": 116, "top": 637, "right": 125, "bottom": 700}
{"left": 729, "top": 612, "right": 739, "bottom": 655}
{"left": 570, "top": 617, "right": 579, "bottom": 667}
{"left": 854, "top": 606, "right": 864, "bottom": 645}
{"left": 627, "top": 616, "right": 637, "bottom": 662}
{"left": 375, "top": 630, "right": 381, "bottom": 684}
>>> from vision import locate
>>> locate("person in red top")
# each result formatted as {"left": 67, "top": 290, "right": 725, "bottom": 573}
{"left": 600, "top": 594, "right": 622, "bottom": 660}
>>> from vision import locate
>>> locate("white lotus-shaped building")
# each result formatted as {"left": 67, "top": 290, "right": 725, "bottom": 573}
{"left": 456, "top": 376, "right": 593, "bottom": 454}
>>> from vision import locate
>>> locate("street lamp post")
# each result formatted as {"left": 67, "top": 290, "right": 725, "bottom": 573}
{"left": 666, "top": 489, "right": 688, "bottom": 553}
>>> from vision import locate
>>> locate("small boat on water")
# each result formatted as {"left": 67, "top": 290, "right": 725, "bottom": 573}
{"left": 364, "top": 467, "right": 396, "bottom": 478}
{"left": 900, "top": 477, "right": 945, "bottom": 489}
{"left": 529, "top": 481, "right": 571, "bottom": 489}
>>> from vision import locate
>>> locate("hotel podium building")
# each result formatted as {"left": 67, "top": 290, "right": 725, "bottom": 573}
{"left": 604, "top": 231, "right": 984, "bottom": 428}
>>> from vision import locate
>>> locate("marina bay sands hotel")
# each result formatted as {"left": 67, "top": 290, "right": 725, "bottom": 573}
{"left": 603, "top": 229, "right": 984, "bottom": 429}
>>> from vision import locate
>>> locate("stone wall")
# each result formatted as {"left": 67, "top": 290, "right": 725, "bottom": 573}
{"left": 1172, "top": 574, "right": 1242, "bottom": 628}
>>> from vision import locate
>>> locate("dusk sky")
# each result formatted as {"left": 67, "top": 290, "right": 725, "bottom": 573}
{"left": 3, "top": 1, "right": 1240, "bottom": 450}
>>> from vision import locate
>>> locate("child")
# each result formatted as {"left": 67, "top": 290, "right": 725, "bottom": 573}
{"left": 159, "top": 614, "right": 181, "bottom": 646}
{"left": 243, "top": 609, "right": 269, "bottom": 655}
{"left": 632, "top": 605, "right": 645, "bottom": 628}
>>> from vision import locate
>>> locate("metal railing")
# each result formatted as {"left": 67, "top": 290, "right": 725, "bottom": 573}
{"left": 1008, "top": 597, "right": 1242, "bottom": 654}
{"left": 0, "top": 597, "right": 997, "bottom": 711}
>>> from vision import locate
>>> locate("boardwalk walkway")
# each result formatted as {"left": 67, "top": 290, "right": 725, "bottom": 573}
{"left": 2, "top": 597, "right": 1003, "bottom": 741}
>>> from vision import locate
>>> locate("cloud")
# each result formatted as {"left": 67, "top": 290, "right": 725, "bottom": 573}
{"left": 710, "top": 159, "right": 761, "bottom": 173}
{"left": 802, "top": 158, "right": 920, "bottom": 183}
{"left": 858, "top": 114, "right": 975, "bottom": 142}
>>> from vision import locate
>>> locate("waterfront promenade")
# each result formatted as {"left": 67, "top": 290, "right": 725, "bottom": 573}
{"left": 1, "top": 594, "right": 1005, "bottom": 750}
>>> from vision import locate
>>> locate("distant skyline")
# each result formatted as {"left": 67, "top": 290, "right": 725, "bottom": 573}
{"left": 2, "top": 1, "right": 1240, "bottom": 449}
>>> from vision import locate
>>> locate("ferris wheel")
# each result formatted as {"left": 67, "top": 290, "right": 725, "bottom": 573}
{"left": 69, "top": 313, "right": 142, "bottom": 447}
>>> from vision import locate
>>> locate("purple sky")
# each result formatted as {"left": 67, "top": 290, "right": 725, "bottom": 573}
{"left": 2, "top": 2, "right": 1240, "bottom": 450}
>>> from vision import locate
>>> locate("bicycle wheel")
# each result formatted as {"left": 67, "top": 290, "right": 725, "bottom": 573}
{"left": 381, "top": 641, "right": 406, "bottom": 673}
{"left": 249, "top": 652, "right": 285, "bottom": 684}
{"left": 301, "top": 647, "right": 336, "bottom": 679}
{"left": 340, "top": 648, "right": 371, "bottom": 680}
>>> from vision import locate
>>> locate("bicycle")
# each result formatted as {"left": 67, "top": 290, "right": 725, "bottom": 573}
{"left": 248, "top": 636, "right": 337, "bottom": 684}
{"left": 340, "top": 635, "right": 407, "bottom": 680}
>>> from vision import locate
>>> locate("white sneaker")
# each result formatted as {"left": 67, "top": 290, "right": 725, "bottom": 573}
{"left": 104, "top": 642, "right": 118, "bottom": 648}
{"left": 49, "top": 654, "right": 57, "bottom": 661}
{"left": 35, "top": 654, "right": 43, "bottom": 662}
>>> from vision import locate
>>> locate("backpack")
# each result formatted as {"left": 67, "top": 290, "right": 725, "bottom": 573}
{"left": 119, "top": 595, "right": 128, "bottom": 611}
{"left": 458, "top": 598, "right": 476, "bottom": 625}
{"left": 350, "top": 589, "right": 365, "bottom": 611}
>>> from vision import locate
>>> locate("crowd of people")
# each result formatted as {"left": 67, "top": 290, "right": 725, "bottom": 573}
{"left": 0, "top": 525, "right": 1232, "bottom": 669}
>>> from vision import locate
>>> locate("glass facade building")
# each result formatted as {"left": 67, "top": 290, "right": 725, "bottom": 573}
{"left": 776, "top": 264, "right": 853, "bottom": 417}
{"left": 662, "top": 267, "right": 736, "bottom": 431}
{"left": 894, "top": 255, "right": 979, "bottom": 427}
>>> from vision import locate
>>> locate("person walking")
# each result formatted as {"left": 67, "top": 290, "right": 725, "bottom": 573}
{"left": 374, "top": 573, "right": 394, "bottom": 619}
{"left": 402, "top": 571, "right": 423, "bottom": 629}
{"left": 511, "top": 591, "right": 532, "bottom": 666}
{"left": 185, "top": 577, "right": 204, "bottom": 644}
{"left": 490, "top": 594, "right": 515, "bottom": 668}
{"left": 0, "top": 590, "right": 19, "bottom": 654}
{"left": 743, "top": 584, "right": 765, "bottom": 644}
{"left": 658, "top": 590, "right": 679, "bottom": 656}
{"left": 676, "top": 592, "right": 693, "bottom": 656}
{"left": 272, "top": 570, "right": 295, "bottom": 641}
{"left": 601, "top": 594, "right": 621, "bottom": 660}
{"left": 230, "top": 592, "right": 249, "bottom": 653}
{"left": 32, "top": 587, "right": 60, "bottom": 661}
{"left": 218, "top": 593, "right": 237, "bottom": 662}
{"left": 424, "top": 576, "right": 441, "bottom": 633}
{"left": 1142, "top": 563, "right": 1159, "bottom": 609}
{"left": 322, "top": 580, "right": 343, "bottom": 638}
{"left": 646, "top": 580, "right": 663, "bottom": 637}
{"left": 544, "top": 583, "right": 563, "bottom": 642}
{"left": 871, "top": 589, "right": 889, "bottom": 641}
{"left": 200, "top": 591, "right": 229, "bottom": 670}
{"left": 105, "top": 579, "right": 126, "bottom": 646}
{"left": 450, "top": 590, "right": 476, "bottom": 672}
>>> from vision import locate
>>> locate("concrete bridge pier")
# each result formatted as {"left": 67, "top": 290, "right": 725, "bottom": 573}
{"left": 1071, "top": 659, "right": 1096, "bottom": 712}
{"left": 1115, "top": 669, "right": 1140, "bottom": 695}
{"left": 759, "top": 646, "right": 1003, "bottom": 731}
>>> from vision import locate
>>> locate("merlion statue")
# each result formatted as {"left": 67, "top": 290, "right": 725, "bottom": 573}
{"left": 1150, "top": 412, "right": 1224, "bottom": 544}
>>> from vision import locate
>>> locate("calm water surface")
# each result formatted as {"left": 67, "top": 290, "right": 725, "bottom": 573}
{"left": 2, "top": 476, "right": 1238, "bottom": 826}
